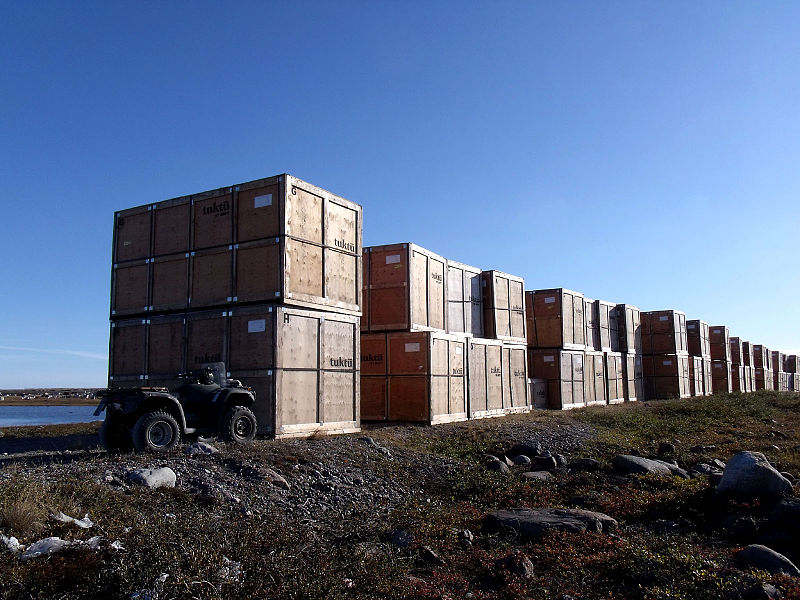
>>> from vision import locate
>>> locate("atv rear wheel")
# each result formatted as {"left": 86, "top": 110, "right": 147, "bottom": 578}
{"left": 99, "top": 416, "right": 133, "bottom": 453}
{"left": 220, "top": 406, "right": 257, "bottom": 444}
{"left": 133, "top": 411, "right": 180, "bottom": 453}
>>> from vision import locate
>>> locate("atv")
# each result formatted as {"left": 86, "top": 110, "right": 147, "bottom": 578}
{"left": 94, "top": 363, "right": 258, "bottom": 453}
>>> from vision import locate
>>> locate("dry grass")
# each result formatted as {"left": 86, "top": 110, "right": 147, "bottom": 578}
{"left": 0, "top": 480, "right": 46, "bottom": 534}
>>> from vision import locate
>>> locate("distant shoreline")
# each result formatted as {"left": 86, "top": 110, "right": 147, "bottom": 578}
{"left": 1, "top": 397, "right": 99, "bottom": 407}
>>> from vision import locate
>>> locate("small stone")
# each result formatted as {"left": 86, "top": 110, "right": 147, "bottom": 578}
{"left": 487, "top": 458, "right": 510, "bottom": 474}
{"left": 495, "top": 550, "right": 535, "bottom": 578}
{"left": 690, "top": 444, "right": 716, "bottom": 453}
{"left": 522, "top": 471, "right": 552, "bottom": 482}
{"left": 658, "top": 442, "right": 676, "bottom": 456}
{"left": 185, "top": 442, "right": 219, "bottom": 455}
{"left": 510, "top": 441, "right": 543, "bottom": 458}
{"left": 262, "top": 468, "right": 290, "bottom": 490}
{"left": 513, "top": 455, "right": 531, "bottom": 465}
{"left": 458, "top": 529, "right": 474, "bottom": 544}
{"left": 554, "top": 454, "right": 568, "bottom": 467}
{"left": 735, "top": 544, "right": 800, "bottom": 576}
{"left": 744, "top": 583, "right": 782, "bottom": 600}
{"left": 568, "top": 458, "right": 601, "bottom": 472}
{"left": 717, "top": 452, "right": 792, "bottom": 499}
{"left": 711, "top": 458, "right": 726, "bottom": 470}
{"left": 419, "top": 545, "right": 443, "bottom": 565}
{"left": 127, "top": 467, "right": 176, "bottom": 489}
{"left": 531, "top": 456, "right": 557, "bottom": 471}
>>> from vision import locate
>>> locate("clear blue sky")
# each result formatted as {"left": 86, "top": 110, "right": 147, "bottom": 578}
{"left": 2, "top": 2, "right": 799, "bottom": 388}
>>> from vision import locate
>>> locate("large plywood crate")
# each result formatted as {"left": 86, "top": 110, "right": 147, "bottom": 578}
{"left": 711, "top": 360, "right": 733, "bottom": 393}
{"left": 595, "top": 300, "right": 619, "bottom": 352}
{"left": 709, "top": 326, "right": 731, "bottom": 361}
{"left": 111, "top": 174, "right": 362, "bottom": 318}
{"left": 362, "top": 243, "right": 446, "bottom": 333}
{"left": 109, "top": 305, "right": 360, "bottom": 438}
{"left": 688, "top": 356, "right": 703, "bottom": 397}
{"left": 771, "top": 351, "right": 787, "bottom": 391}
{"left": 584, "top": 350, "right": 607, "bottom": 406}
{"left": 742, "top": 341, "right": 755, "bottom": 367}
{"left": 785, "top": 355, "right": 800, "bottom": 374}
{"left": 583, "top": 298, "right": 600, "bottom": 351}
{"left": 359, "top": 331, "right": 467, "bottom": 424}
{"left": 525, "top": 288, "right": 586, "bottom": 350}
{"left": 702, "top": 356, "right": 713, "bottom": 395}
{"left": 643, "top": 353, "right": 691, "bottom": 399}
{"left": 730, "top": 337, "right": 745, "bottom": 366}
{"left": 621, "top": 352, "right": 643, "bottom": 402}
{"left": 614, "top": 304, "right": 642, "bottom": 354}
{"left": 641, "top": 310, "right": 688, "bottom": 355}
{"left": 755, "top": 367, "right": 775, "bottom": 391}
{"left": 605, "top": 351, "right": 625, "bottom": 404}
{"left": 480, "top": 271, "right": 526, "bottom": 343}
{"left": 528, "top": 349, "right": 584, "bottom": 410}
{"left": 687, "top": 320, "right": 710, "bottom": 357}
{"left": 446, "top": 260, "right": 483, "bottom": 337}
{"left": 468, "top": 339, "right": 529, "bottom": 418}
{"left": 731, "top": 364, "right": 746, "bottom": 393}
{"left": 753, "top": 345, "right": 772, "bottom": 370}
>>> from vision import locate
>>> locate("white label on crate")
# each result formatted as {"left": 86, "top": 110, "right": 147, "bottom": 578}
{"left": 715, "top": 364, "right": 722, "bottom": 369}
{"left": 455, "top": 347, "right": 462, "bottom": 355}
{"left": 659, "top": 316, "right": 669, "bottom": 321}
{"left": 545, "top": 296, "right": 556, "bottom": 304}
{"left": 544, "top": 356, "right": 555, "bottom": 362}
{"left": 713, "top": 329, "right": 721, "bottom": 334}
{"left": 248, "top": 319, "right": 266, "bottom": 333}
{"left": 663, "top": 360, "right": 673, "bottom": 366}
{"left": 386, "top": 254, "right": 401, "bottom": 264}
{"left": 254, "top": 194, "right": 272, "bottom": 208}
{"left": 405, "top": 343, "right": 420, "bottom": 352}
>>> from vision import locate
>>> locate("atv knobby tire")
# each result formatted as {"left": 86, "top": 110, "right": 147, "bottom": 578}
{"left": 132, "top": 411, "right": 180, "bottom": 453}
{"left": 220, "top": 406, "right": 257, "bottom": 444}
{"left": 99, "top": 416, "right": 134, "bottom": 453}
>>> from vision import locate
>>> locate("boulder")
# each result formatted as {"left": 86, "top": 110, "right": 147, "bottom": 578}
{"left": 127, "top": 467, "right": 176, "bottom": 489}
{"left": 531, "top": 456, "right": 558, "bottom": 471}
{"left": 419, "top": 545, "right": 444, "bottom": 565}
{"left": 485, "top": 508, "right": 617, "bottom": 539}
{"left": 522, "top": 471, "right": 552, "bottom": 482}
{"left": 568, "top": 458, "right": 601, "bottom": 472}
{"left": 513, "top": 455, "right": 532, "bottom": 465}
{"left": 658, "top": 442, "right": 676, "bottom": 456}
{"left": 486, "top": 458, "right": 510, "bottom": 474}
{"left": 185, "top": 442, "right": 219, "bottom": 455}
{"left": 716, "top": 452, "right": 793, "bottom": 499}
{"left": 612, "top": 455, "right": 688, "bottom": 478}
{"left": 735, "top": 544, "right": 800, "bottom": 576}
{"left": 511, "top": 441, "right": 543, "bottom": 458}
{"left": 554, "top": 454, "right": 568, "bottom": 468}
{"left": 743, "top": 583, "right": 782, "bottom": 600}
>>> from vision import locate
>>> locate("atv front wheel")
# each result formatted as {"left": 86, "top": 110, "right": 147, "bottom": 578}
{"left": 132, "top": 411, "right": 180, "bottom": 452}
{"left": 99, "top": 416, "right": 133, "bottom": 453}
{"left": 220, "top": 406, "right": 257, "bottom": 444}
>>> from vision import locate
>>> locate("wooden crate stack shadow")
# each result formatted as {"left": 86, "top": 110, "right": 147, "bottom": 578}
{"left": 360, "top": 244, "right": 530, "bottom": 423}
{"left": 108, "top": 174, "right": 363, "bottom": 438}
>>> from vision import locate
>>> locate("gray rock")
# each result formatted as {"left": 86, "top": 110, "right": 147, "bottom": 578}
{"left": 513, "top": 455, "right": 531, "bottom": 465}
{"left": 504, "top": 455, "right": 515, "bottom": 467}
{"left": 485, "top": 508, "right": 617, "bottom": 539}
{"left": 390, "top": 530, "right": 413, "bottom": 548}
{"left": 487, "top": 458, "right": 510, "bottom": 474}
{"left": 554, "top": 454, "right": 568, "bottom": 468}
{"left": 568, "top": 458, "right": 601, "bottom": 472}
{"left": 458, "top": 529, "right": 474, "bottom": 544}
{"left": 522, "top": 471, "right": 552, "bottom": 482}
{"left": 691, "top": 463, "right": 718, "bottom": 475}
{"left": 511, "top": 441, "right": 543, "bottom": 458}
{"left": 531, "top": 456, "right": 558, "bottom": 471}
{"left": 419, "top": 545, "right": 443, "bottom": 565}
{"left": 262, "top": 468, "right": 290, "bottom": 490}
{"left": 658, "top": 442, "right": 676, "bottom": 456}
{"left": 612, "top": 455, "right": 688, "bottom": 478}
{"left": 744, "top": 583, "right": 782, "bottom": 600}
{"left": 711, "top": 458, "right": 727, "bottom": 470}
{"left": 690, "top": 444, "right": 716, "bottom": 453}
{"left": 495, "top": 551, "right": 535, "bottom": 578}
{"left": 735, "top": 544, "right": 800, "bottom": 576}
{"left": 185, "top": 442, "right": 219, "bottom": 455}
{"left": 717, "top": 452, "right": 793, "bottom": 499}
{"left": 127, "top": 467, "right": 176, "bottom": 489}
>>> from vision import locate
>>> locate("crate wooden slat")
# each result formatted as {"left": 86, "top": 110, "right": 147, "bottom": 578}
{"left": 584, "top": 350, "right": 607, "bottom": 406}
{"left": 605, "top": 351, "right": 625, "bottom": 404}
{"left": 687, "top": 320, "right": 710, "bottom": 357}
{"left": 469, "top": 338, "right": 529, "bottom": 417}
{"left": 480, "top": 271, "right": 526, "bottom": 344}
{"left": 595, "top": 301, "right": 618, "bottom": 352}
{"left": 641, "top": 310, "right": 688, "bottom": 355}
{"left": 709, "top": 326, "right": 731, "bottom": 361}
{"left": 615, "top": 304, "right": 642, "bottom": 354}
{"left": 643, "top": 353, "right": 691, "bottom": 399}
{"left": 446, "top": 260, "right": 483, "bottom": 337}
{"left": 527, "top": 349, "right": 584, "bottom": 410}
{"left": 621, "top": 352, "right": 643, "bottom": 402}
{"left": 525, "top": 288, "right": 586, "bottom": 350}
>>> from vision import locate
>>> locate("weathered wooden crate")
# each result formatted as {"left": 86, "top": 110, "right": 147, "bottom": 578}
{"left": 741, "top": 341, "right": 755, "bottom": 367}
{"left": 701, "top": 356, "right": 713, "bottom": 395}
{"left": 621, "top": 352, "right": 643, "bottom": 402}
{"left": 605, "top": 352, "right": 625, "bottom": 404}
{"left": 755, "top": 367, "right": 774, "bottom": 391}
{"left": 111, "top": 174, "right": 362, "bottom": 318}
{"left": 583, "top": 298, "right": 600, "bottom": 351}
{"left": 595, "top": 301, "right": 619, "bottom": 352}
{"left": 614, "top": 304, "right": 642, "bottom": 354}
{"left": 469, "top": 338, "right": 529, "bottom": 418}
{"left": 643, "top": 353, "right": 691, "bottom": 399}
{"left": 108, "top": 319, "right": 147, "bottom": 378}
{"left": 711, "top": 360, "right": 733, "bottom": 393}
{"left": 785, "top": 355, "right": 800, "bottom": 374}
{"left": 362, "top": 243, "right": 446, "bottom": 332}
{"left": 730, "top": 337, "right": 745, "bottom": 365}
{"left": 525, "top": 288, "right": 586, "bottom": 350}
{"left": 731, "top": 364, "right": 746, "bottom": 393}
{"left": 686, "top": 320, "right": 710, "bottom": 357}
{"left": 753, "top": 345, "right": 772, "bottom": 370}
{"left": 480, "top": 271, "right": 526, "bottom": 344}
{"left": 446, "top": 260, "right": 483, "bottom": 337}
{"left": 641, "top": 310, "right": 688, "bottom": 355}
{"left": 584, "top": 350, "right": 607, "bottom": 406}
{"left": 359, "top": 331, "right": 467, "bottom": 424}
{"left": 528, "top": 378, "right": 548, "bottom": 409}
{"left": 527, "top": 349, "right": 584, "bottom": 410}
{"left": 709, "top": 326, "right": 731, "bottom": 361}
{"left": 110, "top": 304, "right": 360, "bottom": 438}
{"left": 688, "top": 356, "right": 703, "bottom": 396}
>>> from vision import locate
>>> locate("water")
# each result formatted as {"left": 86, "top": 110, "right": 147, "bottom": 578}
{"left": 0, "top": 405, "right": 102, "bottom": 427}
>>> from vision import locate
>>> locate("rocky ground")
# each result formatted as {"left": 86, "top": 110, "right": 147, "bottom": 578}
{"left": 1, "top": 392, "right": 800, "bottom": 599}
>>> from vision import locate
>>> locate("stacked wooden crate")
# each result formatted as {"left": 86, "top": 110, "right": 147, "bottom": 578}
{"left": 596, "top": 300, "right": 624, "bottom": 405}
{"left": 614, "top": 304, "right": 643, "bottom": 403}
{"left": 741, "top": 341, "right": 757, "bottom": 392}
{"left": 709, "top": 326, "right": 733, "bottom": 394}
{"left": 729, "top": 337, "right": 750, "bottom": 393}
{"left": 786, "top": 355, "right": 800, "bottom": 392}
{"left": 752, "top": 344, "right": 775, "bottom": 390}
{"left": 641, "top": 310, "right": 690, "bottom": 399}
{"left": 686, "top": 320, "right": 712, "bottom": 396}
{"left": 360, "top": 244, "right": 529, "bottom": 422}
{"left": 109, "top": 174, "right": 363, "bottom": 438}
{"left": 772, "top": 351, "right": 790, "bottom": 391}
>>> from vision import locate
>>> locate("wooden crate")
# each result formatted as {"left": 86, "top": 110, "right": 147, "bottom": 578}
{"left": 643, "top": 353, "right": 691, "bottom": 399}
{"left": 595, "top": 300, "right": 619, "bottom": 352}
{"left": 614, "top": 304, "right": 642, "bottom": 354}
{"left": 111, "top": 174, "right": 362, "bottom": 317}
{"left": 446, "top": 260, "right": 483, "bottom": 337}
{"left": 731, "top": 364, "right": 746, "bottom": 392}
{"left": 527, "top": 349, "right": 584, "bottom": 410}
{"left": 753, "top": 345, "right": 772, "bottom": 370}
{"left": 741, "top": 341, "right": 755, "bottom": 367}
{"left": 709, "top": 326, "right": 731, "bottom": 361}
{"left": 480, "top": 271, "right": 526, "bottom": 343}
{"left": 605, "top": 352, "right": 625, "bottom": 404}
{"left": 641, "top": 310, "right": 688, "bottom": 355}
{"left": 525, "top": 288, "right": 586, "bottom": 350}
{"left": 358, "top": 331, "right": 467, "bottom": 424}
{"left": 469, "top": 338, "right": 530, "bottom": 417}
{"left": 621, "top": 352, "right": 643, "bottom": 402}
{"left": 147, "top": 314, "right": 186, "bottom": 377}
{"left": 108, "top": 319, "right": 147, "bottom": 378}
{"left": 688, "top": 356, "right": 703, "bottom": 396}
{"left": 730, "top": 337, "right": 745, "bottom": 365}
{"left": 755, "top": 367, "right": 774, "bottom": 391}
{"left": 584, "top": 298, "right": 600, "bottom": 351}
{"left": 702, "top": 356, "right": 713, "bottom": 395}
{"left": 528, "top": 378, "right": 548, "bottom": 409}
{"left": 362, "top": 243, "right": 446, "bottom": 332}
{"left": 686, "top": 320, "right": 710, "bottom": 357}
{"left": 786, "top": 355, "right": 800, "bottom": 374}
{"left": 584, "top": 350, "right": 607, "bottom": 406}
{"left": 711, "top": 360, "right": 733, "bottom": 393}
